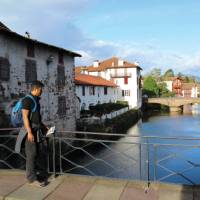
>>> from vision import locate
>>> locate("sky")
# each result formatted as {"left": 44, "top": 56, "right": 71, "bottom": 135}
{"left": 1, "top": 0, "right": 200, "bottom": 75}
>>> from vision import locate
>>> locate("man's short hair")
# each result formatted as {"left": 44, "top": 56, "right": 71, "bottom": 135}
{"left": 31, "top": 80, "right": 44, "bottom": 91}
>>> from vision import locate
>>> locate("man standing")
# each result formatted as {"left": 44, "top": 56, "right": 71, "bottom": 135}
{"left": 22, "top": 80, "right": 48, "bottom": 187}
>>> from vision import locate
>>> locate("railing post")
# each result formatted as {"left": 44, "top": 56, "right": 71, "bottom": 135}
{"left": 139, "top": 143, "right": 142, "bottom": 180}
{"left": 52, "top": 131, "right": 56, "bottom": 178}
{"left": 59, "top": 138, "right": 62, "bottom": 173}
{"left": 145, "top": 139, "right": 150, "bottom": 192}
{"left": 154, "top": 144, "right": 157, "bottom": 181}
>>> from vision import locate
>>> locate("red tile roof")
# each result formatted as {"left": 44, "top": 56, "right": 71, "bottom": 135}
{"left": 75, "top": 74, "right": 117, "bottom": 87}
{"left": 76, "top": 57, "right": 141, "bottom": 73}
{"left": 75, "top": 66, "right": 87, "bottom": 74}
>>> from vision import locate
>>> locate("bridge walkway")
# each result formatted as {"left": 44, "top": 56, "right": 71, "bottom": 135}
{"left": 0, "top": 170, "right": 199, "bottom": 200}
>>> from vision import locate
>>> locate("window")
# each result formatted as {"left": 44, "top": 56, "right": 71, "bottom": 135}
{"left": 57, "top": 65, "right": 65, "bottom": 88}
{"left": 89, "top": 86, "right": 95, "bottom": 95}
{"left": 104, "top": 87, "right": 107, "bottom": 95}
{"left": 58, "top": 51, "right": 64, "bottom": 65}
{"left": 122, "top": 90, "right": 125, "bottom": 97}
{"left": 124, "top": 77, "right": 128, "bottom": 84}
{"left": 27, "top": 42, "right": 35, "bottom": 57}
{"left": 82, "top": 86, "right": 85, "bottom": 96}
{"left": 58, "top": 96, "right": 66, "bottom": 117}
{"left": 81, "top": 103, "right": 86, "bottom": 110}
{"left": 25, "top": 59, "right": 37, "bottom": 83}
{"left": 0, "top": 57, "right": 10, "bottom": 81}
{"left": 122, "top": 90, "right": 130, "bottom": 96}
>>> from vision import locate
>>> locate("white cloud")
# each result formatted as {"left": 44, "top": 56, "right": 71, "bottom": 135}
{"left": 1, "top": 0, "right": 200, "bottom": 76}
{"left": 75, "top": 39, "right": 200, "bottom": 76}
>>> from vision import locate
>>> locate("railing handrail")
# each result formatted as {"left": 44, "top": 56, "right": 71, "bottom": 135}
{"left": 1, "top": 128, "right": 200, "bottom": 141}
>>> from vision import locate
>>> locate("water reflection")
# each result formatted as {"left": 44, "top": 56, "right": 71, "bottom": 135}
{"left": 64, "top": 104, "right": 200, "bottom": 184}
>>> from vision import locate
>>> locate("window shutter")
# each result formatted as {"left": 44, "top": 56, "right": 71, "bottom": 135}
{"left": 58, "top": 96, "right": 66, "bottom": 117}
{"left": 57, "top": 65, "right": 65, "bottom": 88}
{"left": 25, "top": 59, "right": 37, "bottom": 83}
{"left": 0, "top": 57, "right": 10, "bottom": 81}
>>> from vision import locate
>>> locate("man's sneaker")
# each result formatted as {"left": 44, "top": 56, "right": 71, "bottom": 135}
{"left": 28, "top": 180, "right": 46, "bottom": 187}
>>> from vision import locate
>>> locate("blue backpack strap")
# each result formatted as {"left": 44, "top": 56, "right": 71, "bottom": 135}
{"left": 25, "top": 94, "right": 37, "bottom": 112}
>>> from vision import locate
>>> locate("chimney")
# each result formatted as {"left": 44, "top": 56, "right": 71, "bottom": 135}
{"left": 25, "top": 31, "right": 30, "bottom": 38}
{"left": 118, "top": 59, "right": 124, "bottom": 66}
{"left": 93, "top": 60, "right": 99, "bottom": 68}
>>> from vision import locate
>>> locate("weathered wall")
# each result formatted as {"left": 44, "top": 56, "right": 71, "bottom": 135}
{"left": 0, "top": 33, "right": 76, "bottom": 131}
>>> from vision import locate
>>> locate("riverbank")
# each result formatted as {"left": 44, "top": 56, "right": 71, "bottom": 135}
{"left": 77, "top": 109, "right": 141, "bottom": 133}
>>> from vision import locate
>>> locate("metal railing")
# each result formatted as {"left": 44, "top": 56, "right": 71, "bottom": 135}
{"left": 1, "top": 128, "right": 200, "bottom": 186}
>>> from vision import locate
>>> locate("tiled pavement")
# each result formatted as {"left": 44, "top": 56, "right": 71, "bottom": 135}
{"left": 0, "top": 170, "right": 200, "bottom": 200}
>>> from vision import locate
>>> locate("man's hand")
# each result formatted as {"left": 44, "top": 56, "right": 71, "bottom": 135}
{"left": 27, "top": 132, "right": 34, "bottom": 143}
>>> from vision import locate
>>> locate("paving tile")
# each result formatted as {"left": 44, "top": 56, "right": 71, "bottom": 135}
{"left": 193, "top": 191, "right": 200, "bottom": 200}
{"left": 0, "top": 175, "right": 26, "bottom": 200}
{"left": 120, "top": 186, "right": 158, "bottom": 200}
{"left": 5, "top": 177, "right": 63, "bottom": 200}
{"left": 46, "top": 175, "right": 96, "bottom": 200}
{"left": 158, "top": 189, "right": 193, "bottom": 200}
{"left": 83, "top": 178, "right": 127, "bottom": 200}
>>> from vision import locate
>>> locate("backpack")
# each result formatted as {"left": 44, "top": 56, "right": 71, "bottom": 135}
{"left": 11, "top": 94, "right": 37, "bottom": 127}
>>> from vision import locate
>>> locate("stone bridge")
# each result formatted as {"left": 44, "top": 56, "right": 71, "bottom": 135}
{"left": 147, "top": 97, "right": 200, "bottom": 112}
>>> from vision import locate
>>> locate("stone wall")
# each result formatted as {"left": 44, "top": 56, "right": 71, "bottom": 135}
{"left": 0, "top": 32, "right": 77, "bottom": 131}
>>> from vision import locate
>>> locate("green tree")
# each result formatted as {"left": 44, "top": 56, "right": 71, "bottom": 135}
{"left": 142, "top": 76, "right": 159, "bottom": 97}
{"left": 163, "top": 69, "right": 174, "bottom": 77}
{"left": 149, "top": 68, "right": 161, "bottom": 79}
{"left": 157, "top": 82, "right": 175, "bottom": 97}
{"left": 177, "top": 72, "right": 183, "bottom": 77}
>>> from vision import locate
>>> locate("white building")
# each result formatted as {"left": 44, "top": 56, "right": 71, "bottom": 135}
{"left": 182, "top": 83, "right": 199, "bottom": 98}
{"left": 0, "top": 22, "right": 81, "bottom": 130}
{"left": 75, "top": 73, "right": 118, "bottom": 110}
{"left": 75, "top": 57, "right": 142, "bottom": 109}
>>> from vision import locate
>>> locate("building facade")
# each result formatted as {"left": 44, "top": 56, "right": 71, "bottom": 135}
{"left": 75, "top": 57, "right": 142, "bottom": 109}
{"left": 75, "top": 73, "right": 117, "bottom": 110}
{"left": 163, "top": 77, "right": 199, "bottom": 98}
{"left": 0, "top": 22, "right": 81, "bottom": 130}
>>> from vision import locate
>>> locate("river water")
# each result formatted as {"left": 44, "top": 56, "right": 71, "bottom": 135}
{"left": 63, "top": 105, "right": 200, "bottom": 185}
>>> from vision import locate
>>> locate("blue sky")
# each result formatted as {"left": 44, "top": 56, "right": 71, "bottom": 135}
{"left": 1, "top": 0, "right": 200, "bottom": 75}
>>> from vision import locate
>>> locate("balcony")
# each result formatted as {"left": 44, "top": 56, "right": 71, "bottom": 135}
{"left": 110, "top": 72, "right": 132, "bottom": 78}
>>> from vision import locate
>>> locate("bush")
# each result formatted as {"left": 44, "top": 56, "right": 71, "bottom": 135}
{"left": 89, "top": 102, "right": 128, "bottom": 116}
{"left": 77, "top": 109, "right": 141, "bottom": 134}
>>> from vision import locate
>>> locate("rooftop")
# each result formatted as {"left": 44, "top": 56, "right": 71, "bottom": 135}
{"left": 75, "top": 73, "right": 117, "bottom": 87}
{"left": 75, "top": 57, "right": 142, "bottom": 73}
{"left": 0, "top": 22, "right": 81, "bottom": 57}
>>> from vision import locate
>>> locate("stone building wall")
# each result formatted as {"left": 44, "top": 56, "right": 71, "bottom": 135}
{"left": 0, "top": 32, "right": 77, "bottom": 131}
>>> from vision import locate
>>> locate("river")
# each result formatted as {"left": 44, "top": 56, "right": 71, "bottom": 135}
{"left": 62, "top": 105, "right": 200, "bottom": 185}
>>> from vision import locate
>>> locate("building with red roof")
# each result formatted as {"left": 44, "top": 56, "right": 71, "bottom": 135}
{"left": 75, "top": 57, "right": 142, "bottom": 109}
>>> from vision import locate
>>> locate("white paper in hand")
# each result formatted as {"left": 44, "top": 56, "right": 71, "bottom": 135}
{"left": 46, "top": 126, "right": 55, "bottom": 137}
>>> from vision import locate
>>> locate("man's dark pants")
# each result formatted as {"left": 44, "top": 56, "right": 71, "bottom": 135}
{"left": 25, "top": 136, "right": 48, "bottom": 183}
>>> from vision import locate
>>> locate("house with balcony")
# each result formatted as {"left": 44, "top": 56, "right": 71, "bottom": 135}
{"left": 0, "top": 22, "right": 81, "bottom": 130}
{"left": 75, "top": 57, "right": 142, "bottom": 109}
